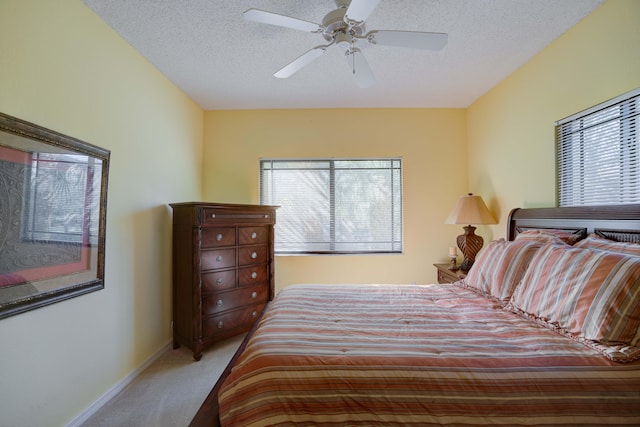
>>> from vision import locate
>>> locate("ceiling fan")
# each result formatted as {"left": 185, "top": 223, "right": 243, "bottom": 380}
{"left": 243, "top": 0, "right": 448, "bottom": 88}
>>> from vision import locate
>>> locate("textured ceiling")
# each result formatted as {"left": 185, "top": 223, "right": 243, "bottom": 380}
{"left": 82, "top": 0, "right": 604, "bottom": 110}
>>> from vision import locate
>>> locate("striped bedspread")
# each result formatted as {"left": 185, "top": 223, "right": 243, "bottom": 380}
{"left": 218, "top": 284, "right": 640, "bottom": 426}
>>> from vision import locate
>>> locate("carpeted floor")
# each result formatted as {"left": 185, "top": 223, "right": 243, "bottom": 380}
{"left": 80, "top": 335, "right": 244, "bottom": 427}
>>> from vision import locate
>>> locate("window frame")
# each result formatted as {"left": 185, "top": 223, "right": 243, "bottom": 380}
{"left": 556, "top": 88, "right": 640, "bottom": 207}
{"left": 260, "top": 157, "right": 403, "bottom": 255}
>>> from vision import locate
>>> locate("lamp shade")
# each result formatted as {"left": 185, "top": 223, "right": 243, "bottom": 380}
{"left": 445, "top": 193, "right": 497, "bottom": 225}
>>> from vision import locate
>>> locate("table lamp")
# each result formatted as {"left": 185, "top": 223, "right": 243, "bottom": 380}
{"left": 445, "top": 193, "right": 497, "bottom": 272}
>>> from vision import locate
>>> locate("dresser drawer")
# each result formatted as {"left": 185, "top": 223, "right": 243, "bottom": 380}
{"left": 202, "top": 284, "right": 268, "bottom": 316}
{"left": 202, "top": 208, "right": 274, "bottom": 225}
{"left": 201, "top": 227, "right": 235, "bottom": 248}
{"left": 201, "top": 248, "right": 236, "bottom": 270}
{"left": 202, "top": 303, "right": 266, "bottom": 338}
{"left": 238, "top": 244, "right": 268, "bottom": 266}
{"left": 239, "top": 226, "right": 269, "bottom": 245}
{"left": 238, "top": 264, "right": 268, "bottom": 287}
{"left": 201, "top": 269, "right": 236, "bottom": 292}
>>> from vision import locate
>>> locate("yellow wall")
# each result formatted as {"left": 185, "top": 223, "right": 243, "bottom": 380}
{"left": 203, "top": 109, "right": 468, "bottom": 290}
{"left": 0, "top": 1, "right": 203, "bottom": 426}
{"left": 1, "top": 0, "right": 638, "bottom": 425}
{"left": 467, "top": 0, "right": 640, "bottom": 237}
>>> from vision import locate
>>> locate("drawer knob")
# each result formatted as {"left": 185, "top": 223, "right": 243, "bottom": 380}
{"left": 251, "top": 272, "right": 257, "bottom": 279}
{"left": 251, "top": 232, "right": 257, "bottom": 239}
{"left": 216, "top": 233, "right": 223, "bottom": 241}
{"left": 251, "top": 291, "right": 257, "bottom": 299}
{"left": 211, "top": 214, "right": 216, "bottom": 218}
{"left": 252, "top": 311, "right": 257, "bottom": 318}
{"left": 216, "top": 255, "right": 223, "bottom": 262}
{"left": 216, "top": 299, "right": 224, "bottom": 307}
{"left": 216, "top": 277, "right": 223, "bottom": 285}
{"left": 217, "top": 321, "right": 224, "bottom": 329}
{"left": 251, "top": 252, "right": 257, "bottom": 259}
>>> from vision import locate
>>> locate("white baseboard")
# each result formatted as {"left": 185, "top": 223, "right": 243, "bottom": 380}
{"left": 66, "top": 340, "right": 173, "bottom": 427}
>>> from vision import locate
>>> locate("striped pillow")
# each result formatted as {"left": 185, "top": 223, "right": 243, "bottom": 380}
{"left": 574, "top": 233, "right": 640, "bottom": 256}
{"left": 464, "top": 239, "right": 541, "bottom": 304}
{"left": 510, "top": 244, "right": 640, "bottom": 361}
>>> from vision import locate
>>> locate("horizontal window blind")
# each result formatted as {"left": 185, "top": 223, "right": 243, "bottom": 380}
{"left": 556, "top": 88, "right": 640, "bottom": 207}
{"left": 260, "top": 158, "right": 403, "bottom": 254}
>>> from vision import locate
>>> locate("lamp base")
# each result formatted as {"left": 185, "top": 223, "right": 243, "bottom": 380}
{"left": 457, "top": 225, "right": 484, "bottom": 272}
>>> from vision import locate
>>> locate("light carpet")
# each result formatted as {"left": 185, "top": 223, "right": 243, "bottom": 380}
{"left": 80, "top": 335, "right": 244, "bottom": 427}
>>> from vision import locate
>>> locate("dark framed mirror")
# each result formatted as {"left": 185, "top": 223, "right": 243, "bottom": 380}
{"left": 0, "top": 112, "right": 110, "bottom": 319}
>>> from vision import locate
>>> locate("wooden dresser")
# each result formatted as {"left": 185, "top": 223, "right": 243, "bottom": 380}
{"left": 170, "top": 202, "right": 277, "bottom": 360}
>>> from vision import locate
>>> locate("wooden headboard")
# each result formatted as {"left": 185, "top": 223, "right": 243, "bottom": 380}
{"left": 508, "top": 204, "right": 640, "bottom": 244}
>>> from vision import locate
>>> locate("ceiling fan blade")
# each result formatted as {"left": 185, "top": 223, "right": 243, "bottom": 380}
{"left": 243, "top": 8, "right": 322, "bottom": 33}
{"left": 274, "top": 45, "right": 329, "bottom": 78}
{"left": 345, "top": 48, "right": 376, "bottom": 88}
{"left": 345, "top": 0, "right": 381, "bottom": 24}
{"left": 367, "top": 30, "right": 448, "bottom": 50}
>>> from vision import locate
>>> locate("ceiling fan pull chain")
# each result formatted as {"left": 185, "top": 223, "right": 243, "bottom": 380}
{"left": 351, "top": 40, "right": 356, "bottom": 74}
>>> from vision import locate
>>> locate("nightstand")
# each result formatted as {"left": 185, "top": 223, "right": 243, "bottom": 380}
{"left": 433, "top": 263, "right": 466, "bottom": 284}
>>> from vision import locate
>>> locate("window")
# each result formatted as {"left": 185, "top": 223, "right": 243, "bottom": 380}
{"left": 260, "top": 158, "right": 402, "bottom": 254}
{"left": 556, "top": 88, "right": 640, "bottom": 206}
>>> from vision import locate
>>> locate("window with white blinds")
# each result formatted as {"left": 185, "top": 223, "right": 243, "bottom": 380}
{"left": 260, "top": 158, "right": 403, "bottom": 254}
{"left": 556, "top": 88, "right": 640, "bottom": 207}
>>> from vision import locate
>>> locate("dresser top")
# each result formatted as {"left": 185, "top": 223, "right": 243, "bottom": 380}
{"left": 169, "top": 202, "right": 279, "bottom": 210}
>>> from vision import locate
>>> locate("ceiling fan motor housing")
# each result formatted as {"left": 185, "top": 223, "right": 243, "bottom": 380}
{"left": 321, "top": 6, "right": 365, "bottom": 44}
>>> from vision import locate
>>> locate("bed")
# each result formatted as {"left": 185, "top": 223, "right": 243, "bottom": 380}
{"left": 190, "top": 204, "right": 640, "bottom": 426}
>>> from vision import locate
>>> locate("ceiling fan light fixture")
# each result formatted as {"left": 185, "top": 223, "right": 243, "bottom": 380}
{"left": 335, "top": 32, "right": 352, "bottom": 51}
